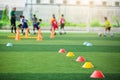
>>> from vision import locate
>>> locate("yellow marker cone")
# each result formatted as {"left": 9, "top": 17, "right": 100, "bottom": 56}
{"left": 82, "top": 62, "right": 94, "bottom": 68}
{"left": 66, "top": 52, "right": 75, "bottom": 57}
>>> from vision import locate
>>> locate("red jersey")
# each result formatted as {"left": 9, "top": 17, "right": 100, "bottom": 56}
{"left": 52, "top": 19, "right": 58, "bottom": 30}
{"left": 60, "top": 17, "right": 65, "bottom": 24}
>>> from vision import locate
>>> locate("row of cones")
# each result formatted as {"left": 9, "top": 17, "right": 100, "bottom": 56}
{"left": 15, "top": 28, "right": 43, "bottom": 41}
{"left": 58, "top": 48, "right": 105, "bottom": 79}
{"left": 59, "top": 49, "right": 93, "bottom": 68}
{"left": 15, "top": 27, "right": 55, "bottom": 41}
{"left": 59, "top": 49, "right": 85, "bottom": 62}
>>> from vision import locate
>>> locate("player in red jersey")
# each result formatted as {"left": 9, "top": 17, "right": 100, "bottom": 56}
{"left": 51, "top": 16, "right": 58, "bottom": 35}
{"left": 59, "top": 14, "right": 66, "bottom": 35}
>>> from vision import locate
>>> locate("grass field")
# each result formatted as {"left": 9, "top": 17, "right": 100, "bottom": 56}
{"left": 0, "top": 32, "right": 120, "bottom": 80}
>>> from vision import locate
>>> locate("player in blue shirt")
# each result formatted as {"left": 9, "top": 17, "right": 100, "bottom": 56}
{"left": 33, "top": 19, "right": 42, "bottom": 34}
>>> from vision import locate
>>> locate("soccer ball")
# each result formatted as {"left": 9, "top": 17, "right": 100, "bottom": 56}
{"left": 98, "top": 32, "right": 102, "bottom": 37}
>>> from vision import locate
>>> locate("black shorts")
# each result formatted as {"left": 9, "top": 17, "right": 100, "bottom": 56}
{"left": 34, "top": 26, "right": 39, "bottom": 30}
{"left": 60, "top": 24, "right": 65, "bottom": 29}
{"left": 10, "top": 18, "right": 16, "bottom": 26}
{"left": 105, "top": 27, "right": 111, "bottom": 31}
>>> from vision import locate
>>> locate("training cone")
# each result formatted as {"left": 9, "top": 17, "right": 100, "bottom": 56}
{"left": 82, "top": 62, "right": 94, "bottom": 68}
{"left": 50, "top": 28, "right": 55, "bottom": 38}
{"left": 38, "top": 28, "right": 42, "bottom": 35}
{"left": 86, "top": 43, "right": 93, "bottom": 46}
{"left": 37, "top": 29, "right": 42, "bottom": 41}
{"left": 15, "top": 29, "right": 20, "bottom": 40}
{"left": 25, "top": 28, "right": 29, "bottom": 38}
{"left": 6, "top": 43, "right": 13, "bottom": 47}
{"left": 58, "top": 48, "right": 66, "bottom": 54}
{"left": 76, "top": 56, "right": 86, "bottom": 62}
{"left": 90, "top": 70, "right": 105, "bottom": 78}
{"left": 83, "top": 41, "right": 88, "bottom": 45}
{"left": 66, "top": 52, "right": 75, "bottom": 57}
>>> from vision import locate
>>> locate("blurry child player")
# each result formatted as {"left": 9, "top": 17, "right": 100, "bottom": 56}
{"left": 104, "top": 17, "right": 113, "bottom": 37}
{"left": 33, "top": 19, "right": 42, "bottom": 34}
{"left": 60, "top": 14, "right": 66, "bottom": 35}
{"left": 50, "top": 14, "right": 55, "bottom": 30}
{"left": 17, "top": 16, "right": 23, "bottom": 36}
{"left": 32, "top": 14, "right": 37, "bottom": 34}
{"left": 10, "top": 7, "right": 16, "bottom": 33}
{"left": 51, "top": 16, "right": 58, "bottom": 35}
{"left": 18, "top": 15, "right": 23, "bottom": 29}
{"left": 22, "top": 16, "right": 30, "bottom": 35}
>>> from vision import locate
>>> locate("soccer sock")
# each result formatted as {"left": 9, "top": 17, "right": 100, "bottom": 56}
{"left": 104, "top": 31, "right": 107, "bottom": 36}
{"left": 110, "top": 31, "right": 113, "bottom": 36}
{"left": 59, "top": 27, "right": 61, "bottom": 33}
{"left": 63, "top": 29, "right": 66, "bottom": 33}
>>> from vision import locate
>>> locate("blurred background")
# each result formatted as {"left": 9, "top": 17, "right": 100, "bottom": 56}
{"left": 0, "top": 0, "right": 120, "bottom": 28}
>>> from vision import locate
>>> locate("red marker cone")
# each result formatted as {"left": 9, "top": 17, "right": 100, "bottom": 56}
{"left": 76, "top": 56, "right": 86, "bottom": 62}
{"left": 90, "top": 70, "right": 105, "bottom": 78}
{"left": 58, "top": 48, "right": 66, "bottom": 53}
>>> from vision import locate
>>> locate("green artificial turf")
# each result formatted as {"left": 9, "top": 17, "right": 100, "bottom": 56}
{"left": 0, "top": 32, "right": 120, "bottom": 80}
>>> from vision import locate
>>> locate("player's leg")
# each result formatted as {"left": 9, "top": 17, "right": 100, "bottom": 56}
{"left": 10, "top": 19, "right": 14, "bottom": 33}
{"left": 12, "top": 18, "right": 16, "bottom": 33}
{"left": 21, "top": 24, "right": 25, "bottom": 35}
{"left": 108, "top": 27, "right": 113, "bottom": 37}
{"left": 14, "top": 26, "right": 16, "bottom": 33}
{"left": 13, "top": 22, "right": 16, "bottom": 33}
{"left": 59, "top": 25, "right": 62, "bottom": 35}
{"left": 62, "top": 24, "right": 66, "bottom": 34}
{"left": 59, "top": 24, "right": 64, "bottom": 35}
{"left": 104, "top": 27, "right": 107, "bottom": 37}
{"left": 11, "top": 26, "right": 13, "bottom": 33}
